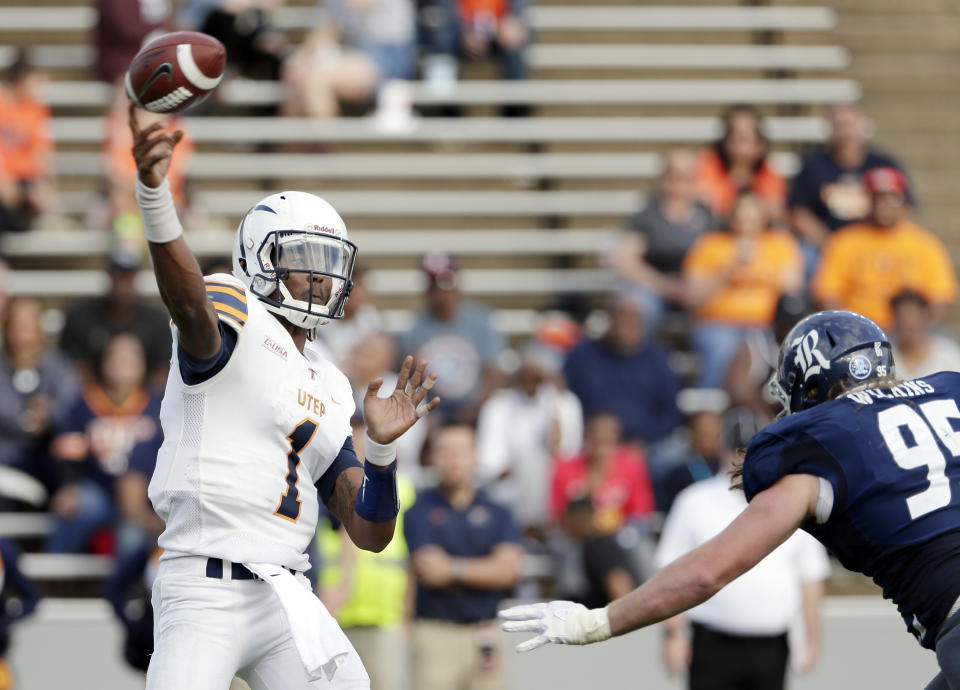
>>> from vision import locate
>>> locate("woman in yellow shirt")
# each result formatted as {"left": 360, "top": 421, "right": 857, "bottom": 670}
{"left": 683, "top": 193, "right": 803, "bottom": 388}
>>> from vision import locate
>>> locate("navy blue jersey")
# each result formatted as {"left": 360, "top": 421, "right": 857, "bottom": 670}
{"left": 404, "top": 488, "right": 520, "bottom": 623}
{"left": 743, "top": 371, "right": 960, "bottom": 648}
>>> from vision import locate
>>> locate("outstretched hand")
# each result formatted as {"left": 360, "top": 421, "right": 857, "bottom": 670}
{"left": 499, "top": 601, "right": 612, "bottom": 652}
{"left": 364, "top": 356, "right": 439, "bottom": 445}
{"left": 128, "top": 102, "right": 183, "bottom": 189}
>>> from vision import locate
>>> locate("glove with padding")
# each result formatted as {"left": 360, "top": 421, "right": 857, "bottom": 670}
{"left": 499, "top": 601, "right": 611, "bottom": 652}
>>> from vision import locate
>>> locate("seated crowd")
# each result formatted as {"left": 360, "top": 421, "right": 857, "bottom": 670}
{"left": 0, "top": 12, "right": 956, "bottom": 683}
{"left": 0, "top": 96, "right": 956, "bottom": 555}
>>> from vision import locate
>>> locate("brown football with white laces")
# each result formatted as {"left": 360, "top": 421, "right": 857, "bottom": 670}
{"left": 125, "top": 31, "right": 226, "bottom": 114}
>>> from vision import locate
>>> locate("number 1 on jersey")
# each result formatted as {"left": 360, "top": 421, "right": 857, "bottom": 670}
{"left": 275, "top": 419, "right": 318, "bottom": 522}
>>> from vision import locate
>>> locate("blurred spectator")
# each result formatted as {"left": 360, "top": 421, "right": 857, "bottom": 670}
{"left": 812, "top": 167, "right": 957, "bottom": 331}
{"left": 563, "top": 291, "right": 680, "bottom": 446}
{"left": 421, "top": 0, "right": 530, "bottom": 91}
{"left": 106, "top": 433, "right": 164, "bottom": 671}
{"left": 725, "top": 293, "right": 812, "bottom": 420}
{"left": 550, "top": 413, "right": 655, "bottom": 531}
{"left": 611, "top": 149, "right": 718, "bottom": 330}
{"left": 103, "top": 542, "right": 162, "bottom": 672}
{"left": 47, "top": 334, "right": 162, "bottom": 554}
{"left": 59, "top": 249, "right": 172, "bottom": 386}
{"left": 653, "top": 409, "right": 724, "bottom": 514}
{"left": 317, "top": 265, "right": 383, "bottom": 369}
{"left": 397, "top": 253, "right": 504, "bottom": 424}
{"left": 790, "top": 103, "right": 914, "bottom": 271}
{"left": 561, "top": 497, "right": 640, "bottom": 609}
{"left": 891, "top": 290, "right": 960, "bottom": 381}
{"left": 695, "top": 105, "right": 786, "bottom": 220}
{"left": 656, "top": 414, "right": 828, "bottom": 690}
{"left": 95, "top": 0, "right": 170, "bottom": 83}
{"left": 0, "top": 54, "right": 58, "bottom": 233}
{"left": 476, "top": 340, "right": 583, "bottom": 532}
{"left": 284, "top": 0, "right": 416, "bottom": 119}
{"left": 318, "top": 430, "right": 416, "bottom": 690}
{"left": 683, "top": 193, "right": 802, "bottom": 388}
{"left": 0, "top": 298, "right": 79, "bottom": 489}
{"left": 179, "top": 0, "right": 287, "bottom": 80}
{"left": 0, "top": 539, "right": 40, "bottom": 689}
{"left": 97, "top": 86, "right": 196, "bottom": 236}
{"left": 344, "top": 332, "right": 397, "bottom": 415}
{"left": 116, "top": 416, "right": 165, "bottom": 554}
{"left": 405, "top": 423, "right": 522, "bottom": 690}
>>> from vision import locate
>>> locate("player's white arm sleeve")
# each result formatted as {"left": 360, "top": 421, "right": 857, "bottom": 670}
{"left": 815, "top": 477, "right": 834, "bottom": 524}
{"left": 500, "top": 601, "right": 612, "bottom": 653}
{"left": 135, "top": 177, "right": 183, "bottom": 244}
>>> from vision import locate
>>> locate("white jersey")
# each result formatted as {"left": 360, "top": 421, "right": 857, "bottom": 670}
{"left": 149, "top": 273, "right": 355, "bottom": 571}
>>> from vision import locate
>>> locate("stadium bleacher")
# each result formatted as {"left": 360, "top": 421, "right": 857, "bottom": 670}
{"left": 4, "top": 1, "right": 960, "bottom": 688}
{"left": 0, "top": 0, "right": 851, "bottom": 497}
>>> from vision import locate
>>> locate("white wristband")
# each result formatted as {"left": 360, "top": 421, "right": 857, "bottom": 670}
{"left": 135, "top": 177, "right": 183, "bottom": 244}
{"left": 364, "top": 433, "right": 397, "bottom": 468}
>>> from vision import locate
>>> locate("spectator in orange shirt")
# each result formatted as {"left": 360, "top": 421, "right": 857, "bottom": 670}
{"left": 812, "top": 166, "right": 957, "bottom": 331}
{"left": 695, "top": 105, "right": 786, "bottom": 221}
{"left": 683, "top": 192, "right": 803, "bottom": 388}
{"left": 0, "top": 54, "right": 58, "bottom": 232}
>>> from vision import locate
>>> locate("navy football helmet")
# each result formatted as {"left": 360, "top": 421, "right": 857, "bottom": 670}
{"left": 771, "top": 310, "right": 895, "bottom": 416}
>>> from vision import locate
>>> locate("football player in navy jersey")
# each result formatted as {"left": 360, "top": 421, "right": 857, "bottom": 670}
{"left": 501, "top": 310, "right": 960, "bottom": 689}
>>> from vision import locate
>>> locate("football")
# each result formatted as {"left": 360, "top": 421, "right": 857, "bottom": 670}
{"left": 125, "top": 31, "right": 226, "bottom": 114}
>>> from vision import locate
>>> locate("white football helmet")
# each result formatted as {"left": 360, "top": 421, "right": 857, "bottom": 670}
{"left": 232, "top": 191, "right": 358, "bottom": 329}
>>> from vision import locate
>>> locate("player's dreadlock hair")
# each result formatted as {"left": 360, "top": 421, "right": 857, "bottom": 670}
{"left": 729, "top": 374, "right": 901, "bottom": 492}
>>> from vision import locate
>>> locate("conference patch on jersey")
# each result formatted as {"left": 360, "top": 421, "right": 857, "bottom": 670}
{"left": 205, "top": 281, "right": 248, "bottom": 328}
{"left": 849, "top": 355, "right": 873, "bottom": 380}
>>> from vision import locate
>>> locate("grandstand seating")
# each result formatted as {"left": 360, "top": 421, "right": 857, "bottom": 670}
{"left": 0, "top": 5, "right": 840, "bottom": 35}
{"left": 48, "top": 114, "right": 828, "bottom": 144}
{"left": 0, "top": 0, "right": 863, "bottom": 598}
{"left": 47, "top": 150, "right": 801, "bottom": 179}
{"left": 38, "top": 78, "right": 861, "bottom": 109}
{"left": 2, "top": 43, "right": 852, "bottom": 73}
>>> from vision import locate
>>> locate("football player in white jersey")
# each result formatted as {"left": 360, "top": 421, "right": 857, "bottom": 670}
{"left": 127, "top": 104, "right": 439, "bottom": 690}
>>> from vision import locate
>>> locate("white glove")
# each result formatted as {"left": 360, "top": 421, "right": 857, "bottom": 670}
{"left": 499, "top": 601, "right": 612, "bottom": 653}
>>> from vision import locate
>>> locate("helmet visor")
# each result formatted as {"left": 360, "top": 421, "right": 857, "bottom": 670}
{"left": 275, "top": 232, "right": 355, "bottom": 278}
{"left": 255, "top": 229, "right": 358, "bottom": 321}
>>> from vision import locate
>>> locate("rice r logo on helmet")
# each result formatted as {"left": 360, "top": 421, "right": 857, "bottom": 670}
{"left": 792, "top": 330, "right": 831, "bottom": 382}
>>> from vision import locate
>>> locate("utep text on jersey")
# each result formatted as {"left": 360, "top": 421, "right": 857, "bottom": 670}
{"left": 149, "top": 274, "right": 356, "bottom": 573}
{"left": 743, "top": 371, "right": 960, "bottom": 649}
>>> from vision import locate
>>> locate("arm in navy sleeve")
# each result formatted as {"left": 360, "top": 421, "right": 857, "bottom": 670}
{"left": 317, "top": 436, "right": 397, "bottom": 553}
{"left": 178, "top": 322, "right": 237, "bottom": 385}
{"left": 315, "top": 436, "right": 364, "bottom": 505}
{"left": 743, "top": 426, "right": 847, "bottom": 517}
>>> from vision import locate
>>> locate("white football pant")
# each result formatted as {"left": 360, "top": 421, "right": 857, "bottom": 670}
{"left": 146, "top": 556, "right": 370, "bottom": 690}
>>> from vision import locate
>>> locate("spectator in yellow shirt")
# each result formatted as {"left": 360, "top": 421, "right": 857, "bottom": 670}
{"left": 683, "top": 193, "right": 803, "bottom": 388}
{"left": 812, "top": 167, "right": 957, "bottom": 331}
